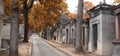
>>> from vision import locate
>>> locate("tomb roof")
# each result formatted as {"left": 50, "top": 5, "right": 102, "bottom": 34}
{"left": 87, "top": 4, "right": 114, "bottom": 14}
{"left": 114, "top": 4, "right": 120, "bottom": 14}
{"left": 87, "top": 3, "right": 115, "bottom": 18}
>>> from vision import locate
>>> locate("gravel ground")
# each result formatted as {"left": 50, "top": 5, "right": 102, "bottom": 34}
{"left": 0, "top": 40, "right": 31, "bottom": 56}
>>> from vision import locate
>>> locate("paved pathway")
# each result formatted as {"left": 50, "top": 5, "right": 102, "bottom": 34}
{"left": 31, "top": 35, "right": 68, "bottom": 56}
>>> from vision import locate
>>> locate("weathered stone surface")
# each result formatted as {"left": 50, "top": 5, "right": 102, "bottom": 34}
{"left": 1, "top": 23, "right": 10, "bottom": 39}
{"left": 19, "top": 24, "right": 24, "bottom": 35}
{"left": 88, "top": 6, "right": 115, "bottom": 56}
{"left": 0, "top": 0, "right": 5, "bottom": 49}
{"left": 112, "top": 41, "right": 120, "bottom": 56}
{"left": 112, "top": 45, "right": 120, "bottom": 56}
{"left": 55, "top": 13, "right": 76, "bottom": 47}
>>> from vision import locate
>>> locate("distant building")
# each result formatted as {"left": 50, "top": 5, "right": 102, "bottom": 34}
{"left": 0, "top": 1, "right": 24, "bottom": 49}
{"left": 55, "top": 13, "right": 70, "bottom": 43}
{"left": 1, "top": 16, "right": 24, "bottom": 49}
{"left": 55, "top": 13, "right": 76, "bottom": 47}
{"left": 0, "top": 0, "right": 5, "bottom": 49}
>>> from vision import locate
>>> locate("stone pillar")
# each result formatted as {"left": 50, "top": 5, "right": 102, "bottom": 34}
{"left": 60, "top": 28, "right": 62, "bottom": 43}
{"left": 58, "top": 29, "right": 60, "bottom": 42}
{"left": 0, "top": 38, "right": 1, "bottom": 49}
{"left": 73, "top": 27, "right": 76, "bottom": 46}
{"left": 88, "top": 23, "right": 94, "bottom": 52}
{"left": 56, "top": 30, "right": 58, "bottom": 42}
{"left": 71, "top": 27, "right": 73, "bottom": 46}
{"left": 112, "top": 14, "right": 120, "bottom": 56}
{"left": 112, "top": 41, "right": 120, "bottom": 56}
{"left": 116, "top": 16, "right": 120, "bottom": 40}
{"left": 84, "top": 25, "right": 89, "bottom": 50}
{"left": 0, "top": 15, "right": 2, "bottom": 49}
{"left": 65, "top": 28, "right": 68, "bottom": 44}
{"left": 96, "top": 23, "right": 101, "bottom": 54}
{"left": 68, "top": 25, "right": 71, "bottom": 44}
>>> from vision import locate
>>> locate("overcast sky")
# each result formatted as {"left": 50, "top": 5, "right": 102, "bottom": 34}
{"left": 66, "top": 0, "right": 114, "bottom": 13}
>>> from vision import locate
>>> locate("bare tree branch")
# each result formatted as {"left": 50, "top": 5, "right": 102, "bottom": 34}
{"left": 28, "top": 0, "right": 34, "bottom": 10}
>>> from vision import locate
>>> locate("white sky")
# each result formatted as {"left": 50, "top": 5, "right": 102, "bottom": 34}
{"left": 66, "top": 0, "right": 114, "bottom": 13}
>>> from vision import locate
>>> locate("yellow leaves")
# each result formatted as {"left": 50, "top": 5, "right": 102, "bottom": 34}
{"left": 83, "top": 1, "right": 93, "bottom": 19}
{"left": 84, "top": 1, "right": 94, "bottom": 11}
{"left": 115, "top": 0, "right": 120, "bottom": 3}
{"left": 4, "top": 0, "right": 68, "bottom": 31}
{"left": 83, "top": 13, "right": 89, "bottom": 19}
{"left": 19, "top": 15, "right": 24, "bottom": 24}
{"left": 68, "top": 12, "right": 89, "bottom": 19}
{"left": 4, "top": 0, "right": 24, "bottom": 16}
{"left": 28, "top": 4, "right": 45, "bottom": 31}
{"left": 69, "top": 1, "right": 93, "bottom": 19}
{"left": 4, "top": 0, "right": 12, "bottom": 15}
{"left": 28, "top": 0, "right": 68, "bottom": 31}
{"left": 68, "top": 13, "right": 77, "bottom": 19}
{"left": 113, "top": 0, "right": 120, "bottom": 5}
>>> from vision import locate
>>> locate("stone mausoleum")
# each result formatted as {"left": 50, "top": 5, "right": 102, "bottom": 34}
{"left": 55, "top": 13, "right": 76, "bottom": 47}
{"left": 87, "top": 3, "right": 115, "bottom": 56}
{"left": 0, "top": 0, "right": 5, "bottom": 49}
{"left": 112, "top": 4, "right": 120, "bottom": 56}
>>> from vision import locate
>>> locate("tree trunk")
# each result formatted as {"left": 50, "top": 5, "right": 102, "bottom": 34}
{"left": 23, "top": 0, "right": 34, "bottom": 42}
{"left": 23, "top": 10, "right": 29, "bottom": 42}
{"left": 10, "top": 0, "right": 19, "bottom": 56}
{"left": 75, "top": 0, "right": 84, "bottom": 53}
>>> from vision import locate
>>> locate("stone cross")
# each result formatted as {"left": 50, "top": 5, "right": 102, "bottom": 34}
{"left": 103, "top": 0, "right": 106, "bottom": 4}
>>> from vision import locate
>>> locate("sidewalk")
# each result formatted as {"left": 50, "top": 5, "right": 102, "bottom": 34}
{"left": 43, "top": 39, "right": 99, "bottom": 56}
{"left": 18, "top": 42, "right": 31, "bottom": 56}
{"left": 43, "top": 39, "right": 85, "bottom": 56}
{"left": 0, "top": 50, "right": 9, "bottom": 56}
{"left": 0, "top": 38, "right": 32, "bottom": 56}
{"left": 19, "top": 37, "right": 32, "bottom": 56}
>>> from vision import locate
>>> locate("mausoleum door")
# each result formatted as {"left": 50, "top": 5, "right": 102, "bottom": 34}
{"left": 82, "top": 27, "right": 85, "bottom": 47}
{"left": 92, "top": 24, "right": 98, "bottom": 51}
{"left": 66, "top": 29, "right": 68, "bottom": 43}
{"left": 118, "top": 15, "right": 120, "bottom": 40}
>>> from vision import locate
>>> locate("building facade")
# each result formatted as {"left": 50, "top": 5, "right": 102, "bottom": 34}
{"left": 87, "top": 4, "right": 115, "bottom": 55}
{"left": 112, "top": 4, "right": 120, "bottom": 56}
{"left": 55, "top": 13, "right": 76, "bottom": 47}
{"left": 0, "top": 0, "right": 5, "bottom": 49}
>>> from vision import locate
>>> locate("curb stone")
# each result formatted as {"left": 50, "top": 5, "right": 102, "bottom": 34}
{"left": 28, "top": 43, "right": 32, "bottom": 56}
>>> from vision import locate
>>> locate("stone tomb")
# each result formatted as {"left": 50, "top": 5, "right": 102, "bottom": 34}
{"left": 112, "top": 4, "right": 120, "bottom": 56}
{"left": 87, "top": 4, "right": 115, "bottom": 56}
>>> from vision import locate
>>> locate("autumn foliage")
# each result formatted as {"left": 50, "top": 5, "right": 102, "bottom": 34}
{"left": 4, "top": 0, "right": 93, "bottom": 31}
{"left": 4, "top": 0, "right": 24, "bottom": 24}
{"left": 84, "top": 1, "right": 94, "bottom": 11}
{"left": 4, "top": 0, "right": 68, "bottom": 31}
{"left": 28, "top": 0, "right": 68, "bottom": 31}
{"left": 114, "top": 0, "right": 120, "bottom": 3}
{"left": 68, "top": 13, "right": 77, "bottom": 19}
{"left": 68, "top": 1, "right": 93, "bottom": 19}
{"left": 4, "top": 0, "right": 12, "bottom": 16}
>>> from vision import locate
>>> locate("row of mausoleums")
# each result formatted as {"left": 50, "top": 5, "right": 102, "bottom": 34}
{"left": 46, "top": 3, "right": 120, "bottom": 56}
{"left": 0, "top": 0, "right": 24, "bottom": 50}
